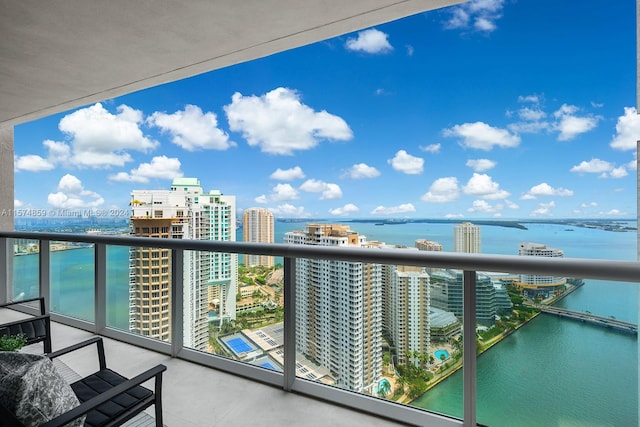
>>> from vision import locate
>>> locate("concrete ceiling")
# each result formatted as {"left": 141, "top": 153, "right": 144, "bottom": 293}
{"left": 0, "top": 0, "right": 462, "bottom": 128}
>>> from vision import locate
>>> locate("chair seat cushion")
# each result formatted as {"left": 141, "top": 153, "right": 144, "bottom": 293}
{"left": 71, "top": 368, "right": 153, "bottom": 427}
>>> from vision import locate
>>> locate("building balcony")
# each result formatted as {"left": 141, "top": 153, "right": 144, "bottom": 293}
{"left": 0, "top": 231, "right": 638, "bottom": 427}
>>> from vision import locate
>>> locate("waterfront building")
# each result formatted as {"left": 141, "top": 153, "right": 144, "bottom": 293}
{"left": 385, "top": 264, "right": 431, "bottom": 367}
{"left": 517, "top": 242, "right": 567, "bottom": 298}
{"left": 415, "top": 239, "right": 443, "bottom": 252}
{"left": 130, "top": 177, "right": 237, "bottom": 351}
{"left": 454, "top": 222, "right": 481, "bottom": 253}
{"left": 429, "top": 307, "right": 461, "bottom": 343}
{"left": 284, "top": 224, "right": 382, "bottom": 393}
{"left": 242, "top": 207, "right": 274, "bottom": 268}
{"left": 429, "top": 269, "right": 497, "bottom": 327}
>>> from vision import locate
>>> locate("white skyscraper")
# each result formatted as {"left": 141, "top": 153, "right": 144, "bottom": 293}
{"left": 386, "top": 264, "right": 431, "bottom": 367}
{"left": 242, "top": 207, "right": 274, "bottom": 267}
{"left": 454, "top": 222, "right": 481, "bottom": 253}
{"left": 130, "top": 177, "right": 237, "bottom": 352}
{"left": 285, "top": 224, "right": 382, "bottom": 393}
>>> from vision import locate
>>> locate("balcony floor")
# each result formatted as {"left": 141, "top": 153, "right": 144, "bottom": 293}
{"left": 1, "top": 309, "right": 410, "bottom": 427}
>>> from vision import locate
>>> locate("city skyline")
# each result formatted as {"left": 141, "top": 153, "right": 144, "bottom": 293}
{"left": 13, "top": 0, "right": 637, "bottom": 220}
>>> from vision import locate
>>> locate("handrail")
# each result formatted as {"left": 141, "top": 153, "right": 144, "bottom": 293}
{"left": 1, "top": 230, "right": 639, "bottom": 282}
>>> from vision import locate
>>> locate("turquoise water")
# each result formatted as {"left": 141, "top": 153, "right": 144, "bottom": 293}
{"left": 13, "top": 220, "right": 638, "bottom": 425}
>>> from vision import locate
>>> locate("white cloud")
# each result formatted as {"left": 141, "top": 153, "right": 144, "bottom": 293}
{"left": 14, "top": 199, "right": 24, "bottom": 208}
{"left": 270, "top": 166, "right": 305, "bottom": 181}
{"left": 628, "top": 151, "right": 637, "bottom": 170}
{"left": 270, "top": 183, "right": 299, "bottom": 201}
{"left": 345, "top": 29, "right": 393, "bottom": 54}
{"left": 108, "top": 156, "right": 183, "bottom": 183}
{"left": 343, "top": 163, "right": 380, "bottom": 179}
{"left": 518, "top": 107, "right": 547, "bottom": 121}
{"left": 443, "top": 122, "right": 520, "bottom": 150}
{"left": 518, "top": 95, "right": 540, "bottom": 103}
{"left": 254, "top": 195, "right": 268, "bottom": 204}
{"left": 148, "top": 104, "right": 235, "bottom": 151}
{"left": 329, "top": 203, "right": 360, "bottom": 216}
{"left": 444, "top": 0, "right": 505, "bottom": 33}
{"left": 466, "top": 158, "right": 496, "bottom": 172}
{"left": 58, "top": 103, "right": 158, "bottom": 168}
{"left": 225, "top": 87, "right": 353, "bottom": 155}
{"left": 47, "top": 174, "right": 104, "bottom": 209}
{"left": 421, "top": 177, "right": 460, "bottom": 203}
{"left": 530, "top": 201, "right": 556, "bottom": 217}
{"left": 610, "top": 107, "right": 640, "bottom": 151}
{"left": 570, "top": 158, "right": 625, "bottom": 178}
{"left": 609, "top": 166, "right": 628, "bottom": 178}
{"left": 581, "top": 202, "right": 598, "bottom": 208}
{"left": 388, "top": 150, "right": 424, "bottom": 174}
{"left": 522, "top": 182, "right": 574, "bottom": 199}
{"left": 467, "top": 199, "right": 497, "bottom": 213}
{"left": 463, "top": 173, "right": 510, "bottom": 200}
{"left": 299, "top": 179, "right": 342, "bottom": 200}
{"left": 14, "top": 155, "right": 54, "bottom": 172}
{"left": 370, "top": 203, "right": 416, "bottom": 215}
{"left": 445, "top": 213, "right": 465, "bottom": 219}
{"left": 270, "top": 204, "right": 308, "bottom": 217}
{"left": 553, "top": 104, "right": 599, "bottom": 141}
{"left": 419, "top": 143, "right": 441, "bottom": 153}
{"left": 43, "top": 140, "right": 71, "bottom": 164}
{"left": 603, "top": 209, "right": 624, "bottom": 216}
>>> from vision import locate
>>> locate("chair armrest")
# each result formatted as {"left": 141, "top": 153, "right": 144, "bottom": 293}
{"left": 0, "top": 314, "right": 52, "bottom": 353}
{"left": 0, "top": 297, "right": 46, "bottom": 314}
{"left": 47, "top": 336, "right": 106, "bottom": 370}
{"left": 40, "top": 364, "right": 167, "bottom": 427}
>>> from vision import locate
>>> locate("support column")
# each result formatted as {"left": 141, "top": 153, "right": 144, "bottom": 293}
{"left": 0, "top": 126, "right": 14, "bottom": 301}
{"left": 0, "top": 125, "right": 14, "bottom": 231}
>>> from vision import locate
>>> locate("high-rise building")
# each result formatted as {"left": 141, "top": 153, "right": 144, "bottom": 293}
{"left": 415, "top": 239, "right": 443, "bottom": 252}
{"left": 415, "top": 238, "right": 443, "bottom": 273}
{"left": 130, "top": 177, "right": 237, "bottom": 351}
{"left": 429, "top": 269, "right": 497, "bottom": 326}
{"left": 284, "top": 224, "right": 382, "bottom": 393}
{"left": 517, "top": 242, "right": 566, "bottom": 298}
{"left": 385, "top": 264, "right": 431, "bottom": 367}
{"left": 242, "top": 207, "right": 274, "bottom": 267}
{"left": 454, "top": 222, "right": 481, "bottom": 253}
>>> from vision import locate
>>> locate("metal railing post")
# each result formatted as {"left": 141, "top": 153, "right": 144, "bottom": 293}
{"left": 283, "top": 256, "right": 296, "bottom": 391}
{"left": 39, "top": 239, "right": 50, "bottom": 311}
{"left": 463, "top": 270, "right": 477, "bottom": 427}
{"left": 0, "top": 237, "right": 10, "bottom": 303}
{"left": 171, "top": 248, "right": 184, "bottom": 358}
{"left": 95, "top": 243, "right": 107, "bottom": 333}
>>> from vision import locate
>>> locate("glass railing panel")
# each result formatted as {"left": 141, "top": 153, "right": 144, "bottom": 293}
{"left": 106, "top": 244, "right": 133, "bottom": 331}
{"left": 184, "top": 250, "right": 284, "bottom": 373}
{"left": 12, "top": 238, "right": 40, "bottom": 300}
{"left": 475, "top": 277, "right": 638, "bottom": 427}
{"left": 127, "top": 245, "right": 173, "bottom": 344}
{"left": 50, "top": 240, "right": 95, "bottom": 321}
{"left": 408, "top": 267, "right": 464, "bottom": 419}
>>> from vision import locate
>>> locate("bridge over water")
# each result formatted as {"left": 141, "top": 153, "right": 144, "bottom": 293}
{"left": 529, "top": 304, "right": 637, "bottom": 335}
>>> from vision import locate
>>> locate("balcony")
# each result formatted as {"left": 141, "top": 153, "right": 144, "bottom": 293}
{"left": 1, "top": 230, "right": 639, "bottom": 427}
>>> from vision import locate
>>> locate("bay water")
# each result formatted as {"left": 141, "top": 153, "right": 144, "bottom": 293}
{"left": 13, "top": 220, "right": 638, "bottom": 426}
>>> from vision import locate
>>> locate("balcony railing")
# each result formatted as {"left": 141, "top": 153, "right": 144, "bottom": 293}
{"left": 0, "top": 230, "right": 639, "bottom": 427}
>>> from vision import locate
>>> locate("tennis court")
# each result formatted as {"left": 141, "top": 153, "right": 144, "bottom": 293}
{"left": 225, "top": 337, "right": 255, "bottom": 355}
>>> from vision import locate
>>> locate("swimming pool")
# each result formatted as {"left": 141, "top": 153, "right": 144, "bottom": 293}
{"left": 434, "top": 349, "right": 450, "bottom": 360}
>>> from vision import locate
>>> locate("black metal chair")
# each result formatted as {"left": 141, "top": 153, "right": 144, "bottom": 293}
{"left": 0, "top": 336, "right": 166, "bottom": 427}
{"left": 0, "top": 297, "right": 52, "bottom": 353}
{"left": 43, "top": 337, "right": 166, "bottom": 427}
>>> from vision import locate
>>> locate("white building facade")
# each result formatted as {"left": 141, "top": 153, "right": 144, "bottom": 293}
{"left": 285, "top": 224, "right": 382, "bottom": 393}
{"left": 242, "top": 207, "right": 275, "bottom": 267}
{"left": 130, "top": 177, "right": 237, "bottom": 352}
{"left": 454, "top": 222, "right": 481, "bottom": 253}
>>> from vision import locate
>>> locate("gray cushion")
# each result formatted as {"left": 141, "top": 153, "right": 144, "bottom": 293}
{"left": 0, "top": 352, "right": 84, "bottom": 427}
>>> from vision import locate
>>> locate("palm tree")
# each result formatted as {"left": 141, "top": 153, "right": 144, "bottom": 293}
{"left": 377, "top": 379, "right": 391, "bottom": 398}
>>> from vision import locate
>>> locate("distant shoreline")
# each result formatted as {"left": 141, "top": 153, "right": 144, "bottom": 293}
{"left": 277, "top": 218, "right": 637, "bottom": 232}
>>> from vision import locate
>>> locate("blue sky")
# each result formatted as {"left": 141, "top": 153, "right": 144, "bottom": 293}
{"left": 14, "top": 0, "right": 638, "bottom": 220}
